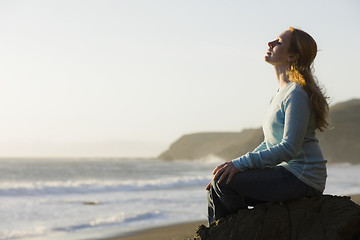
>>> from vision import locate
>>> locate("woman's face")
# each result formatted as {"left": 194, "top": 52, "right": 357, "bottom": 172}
{"left": 265, "top": 30, "right": 292, "bottom": 67}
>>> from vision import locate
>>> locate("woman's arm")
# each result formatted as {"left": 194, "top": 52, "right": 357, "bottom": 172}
{"left": 232, "top": 89, "right": 311, "bottom": 171}
{"left": 252, "top": 141, "right": 267, "bottom": 153}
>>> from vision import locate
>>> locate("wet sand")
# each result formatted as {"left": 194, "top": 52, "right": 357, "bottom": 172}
{"left": 104, "top": 220, "right": 207, "bottom": 240}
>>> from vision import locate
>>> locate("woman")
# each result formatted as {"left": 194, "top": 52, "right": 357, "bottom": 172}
{"left": 206, "top": 27, "right": 329, "bottom": 224}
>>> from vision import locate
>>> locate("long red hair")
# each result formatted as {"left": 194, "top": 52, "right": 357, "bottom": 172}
{"left": 287, "top": 27, "right": 329, "bottom": 131}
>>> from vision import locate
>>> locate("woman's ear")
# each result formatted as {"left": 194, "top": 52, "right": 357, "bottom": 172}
{"left": 288, "top": 53, "right": 299, "bottom": 63}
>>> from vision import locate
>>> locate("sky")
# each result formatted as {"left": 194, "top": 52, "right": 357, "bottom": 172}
{"left": 0, "top": 0, "right": 359, "bottom": 158}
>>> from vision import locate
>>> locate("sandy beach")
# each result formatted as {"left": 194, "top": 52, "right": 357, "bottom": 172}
{"left": 103, "top": 194, "right": 360, "bottom": 240}
{"left": 104, "top": 220, "right": 207, "bottom": 240}
{"left": 351, "top": 194, "right": 360, "bottom": 205}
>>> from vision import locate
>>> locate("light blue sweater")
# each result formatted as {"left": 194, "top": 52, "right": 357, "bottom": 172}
{"left": 232, "top": 82, "right": 327, "bottom": 192}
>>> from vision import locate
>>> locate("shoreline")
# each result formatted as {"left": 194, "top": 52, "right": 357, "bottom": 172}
{"left": 103, "top": 220, "right": 207, "bottom": 240}
{"left": 102, "top": 194, "right": 360, "bottom": 240}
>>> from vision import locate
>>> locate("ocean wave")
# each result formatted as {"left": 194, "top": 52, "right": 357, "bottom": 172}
{"left": 90, "top": 210, "right": 161, "bottom": 227}
{"left": 0, "top": 211, "right": 162, "bottom": 240}
{"left": 0, "top": 226, "right": 48, "bottom": 240}
{"left": 0, "top": 175, "right": 211, "bottom": 196}
{"left": 53, "top": 210, "right": 162, "bottom": 232}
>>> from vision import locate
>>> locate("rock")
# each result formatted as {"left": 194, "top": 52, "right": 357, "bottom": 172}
{"left": 191, "top": 195, "right": 360, "bottom": 240}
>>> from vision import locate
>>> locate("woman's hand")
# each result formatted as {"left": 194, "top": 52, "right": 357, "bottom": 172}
{"left": 205, "top": 161, "right": 239, "bottom": 190}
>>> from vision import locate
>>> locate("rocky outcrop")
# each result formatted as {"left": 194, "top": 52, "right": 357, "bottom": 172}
{"left": 158, "top": 129, "right": 263, "bottom": 161}
{"left": 317, "top": 99, "right": 360, "bottom": 164}
{"left": 159, "top": 99, "right": 360, "bottom": 164}
{"left": 192, "top": 195, "right": 360, "bottom": 240}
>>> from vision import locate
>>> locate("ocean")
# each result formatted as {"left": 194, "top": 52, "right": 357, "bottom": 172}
{"left": 0, "top": 158, "right": 359, "bottom": 240}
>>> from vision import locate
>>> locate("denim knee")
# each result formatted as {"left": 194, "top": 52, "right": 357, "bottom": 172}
{"left": 211, "top": 177, "right": 246, "bottom": 211}
{"left": 211, "top": 175, "right": 234, "bottom": 195}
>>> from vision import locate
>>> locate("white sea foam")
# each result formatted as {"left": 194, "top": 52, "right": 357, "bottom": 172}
{"left": 0, "top": 175, "right": 210, "bottom": 196}
{"left": 0, "top": 227, "right": 48, "bottom": 240}
{"left": 89, "top": 213, "right": 126, "bottom": 227}
{"left": 90, "top": 210, "right": 161, "bottom": 227}
{"left": 0, "top": 210, "right": 163, "bottom": 240}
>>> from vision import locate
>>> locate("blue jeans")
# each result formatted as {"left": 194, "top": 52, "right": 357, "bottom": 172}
{"left": 207, "top": 166, "right": 321, "bottom": 224}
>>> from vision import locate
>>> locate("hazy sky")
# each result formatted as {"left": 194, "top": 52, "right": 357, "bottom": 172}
{"left": 0, "top": 0, "right": 359, "bottom": 157}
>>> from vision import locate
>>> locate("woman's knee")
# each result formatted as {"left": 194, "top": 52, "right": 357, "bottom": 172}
{"left": 211, "top": 175, "right": 234, "bottom": 195}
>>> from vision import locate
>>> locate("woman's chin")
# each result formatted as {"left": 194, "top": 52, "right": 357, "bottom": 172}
{"left": 264, "top": 56, "right": 272, "bottom": 63}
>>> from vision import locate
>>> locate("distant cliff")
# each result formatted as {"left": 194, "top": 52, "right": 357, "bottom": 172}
{"left": 317, "top": 99, "right": 360, "bottom": 164}
{"left": 159, "top": 99, "right": 360, "bottom": 164}
{"left": 158, "top": 129, "right": 264, "bottom": 161}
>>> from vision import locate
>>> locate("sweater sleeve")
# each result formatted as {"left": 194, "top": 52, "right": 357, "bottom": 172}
{"left": 232, "top": 89, "right": 311, "bottom": 171}
{"left": 252, "top": 141, "right": 267, "bottom": 153}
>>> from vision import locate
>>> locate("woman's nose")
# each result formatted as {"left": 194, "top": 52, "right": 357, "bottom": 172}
{"left": 268, "top": 40, "right": 275, "bottom": 48}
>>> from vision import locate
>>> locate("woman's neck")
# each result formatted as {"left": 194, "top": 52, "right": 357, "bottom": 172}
{"left": 274, "top": 65, "right": 291, "bottom": 88}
